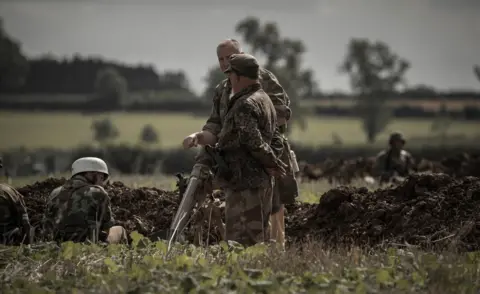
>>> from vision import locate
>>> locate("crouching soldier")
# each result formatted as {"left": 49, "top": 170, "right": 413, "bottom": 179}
{"left": 374, "top": 132, "right": 414, "bottom": 185}
{"left": 0, "top": 157, "right": 33, "bottom": 245}
{"left": 43, "top": 157, "right": 127, "bottom": 244}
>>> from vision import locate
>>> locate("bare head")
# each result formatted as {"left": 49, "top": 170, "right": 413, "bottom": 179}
{"left": 223, "top": 53, "right": 260, "bottom": 93}
{"left": 216, "top": 39, "right": 243, "bottom": 73}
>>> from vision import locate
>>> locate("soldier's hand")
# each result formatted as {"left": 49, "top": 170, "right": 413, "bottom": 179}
{"left": 182, "top": 133, "right": 199, "bottom": 149}
{"left": 266, "top": 167, "right": 286, "bottom": 178}
{"left": 266, "top": 160, "right": 287, "bottom": 178}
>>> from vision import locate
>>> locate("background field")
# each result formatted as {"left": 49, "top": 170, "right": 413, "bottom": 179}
{"left": 301, "top": 97, "right": 480, "bottom": 111}
{"left": 1, "top": 110, "right": 479, "bottom": 151}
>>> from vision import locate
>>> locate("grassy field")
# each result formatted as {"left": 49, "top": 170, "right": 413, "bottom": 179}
{"left": 1, "top": 111, "right": 479, "bottom": 151}
{"left": 1, "top": 174, "right": 479, "bottom": 293}
{"left": 302, "top": 97, "right": 480, "bottom": 111}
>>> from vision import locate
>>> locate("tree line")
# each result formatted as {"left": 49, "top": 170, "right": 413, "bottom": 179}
{"left": 1, "top": 16, "right": 479, "bottom": 99}
{"left": 0, "top": 55, "right": 191, "bottom": 94}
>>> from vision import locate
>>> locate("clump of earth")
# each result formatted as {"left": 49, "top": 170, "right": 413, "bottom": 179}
{"left": 17, "top": 173, "right": 480, "bottom": 251}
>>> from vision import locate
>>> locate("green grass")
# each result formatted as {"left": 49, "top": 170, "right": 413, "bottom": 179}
{"left": 2, "top": 238, "right": 479, "bottom": 293}
{"left": 1, "top": 111, "right": 479, "bottom": 151}
{"left": 1, "top": 174, "right": 479, "bottom": 293}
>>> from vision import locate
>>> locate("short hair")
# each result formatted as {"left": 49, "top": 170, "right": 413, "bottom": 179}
{"left": 217, "top": 39, "right": 242, "bottom": 53}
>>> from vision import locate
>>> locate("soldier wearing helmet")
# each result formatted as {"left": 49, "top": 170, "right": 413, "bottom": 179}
{"left": 374, "top": 132, "right": 414, "bottom": 184}
{"left": 0, "top": 157, "right": 33, "bottom": 245}
{"left": 43, "top": 157, "right": 127, "bottom": 244}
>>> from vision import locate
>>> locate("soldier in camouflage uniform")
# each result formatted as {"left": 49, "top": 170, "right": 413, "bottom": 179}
{"left": 182, "top": 39, "right": 298, "bottom": 249}
{"left": 374, "top": 132, "right": 415, "bottom": 184}
{"left": 43, "top": 157, "right": 127, "bottom": 244}
{"left": 0, "top": 157, "right": 32, "bottom": 245}
{"left": 212, "top": 54, "right": 286, "bottom": 246}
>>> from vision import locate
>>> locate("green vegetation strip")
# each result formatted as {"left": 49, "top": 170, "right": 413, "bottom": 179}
{"left": 1, "top": 232, "right": 479, "bottom": 293}
{"left": 0, "top": 111, "right": 479, "bottom": 150}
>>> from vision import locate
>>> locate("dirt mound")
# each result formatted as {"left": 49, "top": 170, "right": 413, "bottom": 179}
{"left": 440, "top": 153, "right": 480, "bottom": 177}
{"left": 15, "top": 173, "right": 480, "bottom": 251}
{"left": 17, "top": 178, "right": 230, "bottom": 244}
{"left": 17, "top": 178, "right": 181, "bottom": 240}
{"left": 287, "top": 173, "right": 480, "bottom": 251}
{"left": 298, "top": 152, "right": 480, "bottom": 184}
{"left": 17, "top": 177, "right": 68, "bottom": 227}
{"left": 104, "top": 181, "right": 180, "bottom": 236}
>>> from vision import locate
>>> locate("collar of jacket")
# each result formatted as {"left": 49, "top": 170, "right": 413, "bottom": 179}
{"left": 227, "top": 83, "right": 262, "bottom": 112}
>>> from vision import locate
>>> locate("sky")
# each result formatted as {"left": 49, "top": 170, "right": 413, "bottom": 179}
{"left": 1, "top": 0, "right": 479, "bottom": 95}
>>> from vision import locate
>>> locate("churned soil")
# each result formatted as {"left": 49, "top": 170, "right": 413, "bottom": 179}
{"left": 286, "top": 174, "right": 480, "bottom": 251}
{"left": 17, "top": 178, "right": 180, "bottom": 240}
{"left": 16, "top": 173, "right": 480, "bottom": 251}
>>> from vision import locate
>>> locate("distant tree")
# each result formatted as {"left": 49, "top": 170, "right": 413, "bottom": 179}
{"left": 3, "top": 52, "right": 194, "bottom": 95}
{"left": 158, "top": 70, "right": 191, "bottom": 91}
{"left": 474, "top": 65, "right": 480, "bottom": 83}
{"left": 0, "top": 18, "right": 29, "bottom": 90}
{"left": 94, "top": 67, "right": 128, "bottom": 108}
{"left": 91, "top": 118, "right": 119, "bottom": 145}
{"left": 340, "top": 38, "right": 410, "bottom": 143}
{"left": 139, "top": 124, "right": 159, "bottom": 145}
{"left": 234, "top": 16, "right": 318, "bottom": 132}
{"left": 402, "top": 84, "right": 437, "bottom": 98}
{"left": 203, "top": 66, "right": 226, "bottom": 101}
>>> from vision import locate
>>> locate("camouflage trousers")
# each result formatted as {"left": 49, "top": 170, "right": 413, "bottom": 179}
{"left": 270, "top": 181, "right": 285, "bottom": 250}
{"left": 225, "top": 186, "right": 272, "bottom": 246}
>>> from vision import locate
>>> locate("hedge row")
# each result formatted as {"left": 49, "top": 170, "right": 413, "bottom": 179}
{"left": 1, "top": 100, "right": 479, "bottom": 120}
{"left": 2, "top": 144, "right": 479, "bottom": 177}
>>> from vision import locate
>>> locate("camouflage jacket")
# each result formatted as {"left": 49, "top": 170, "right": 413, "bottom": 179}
{"left": 202, "top": 67, "right": 290, "bottom": 137}
{"left": 198, "top": 68, "right": 288, "bottom": 166}
{"left": 0, "top": 183, "right": 30, "bottom": 234}
{"left": 214, "top": 83, "right": 280, "bottom": 191}
{"left": 43, "top": 175, "right": 115, "bottom": 238}
{"left": 374, "top": 149, "right": 414, "bottom": 177}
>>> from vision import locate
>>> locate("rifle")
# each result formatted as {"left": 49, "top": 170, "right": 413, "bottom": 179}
{"left": 167, "top": 163, "right": 210, "bottom": 249}
{"left": 204, "top": 144, "right": 233, "bottom": 181}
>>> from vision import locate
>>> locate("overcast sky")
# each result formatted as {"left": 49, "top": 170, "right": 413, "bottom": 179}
{"left": 1, "top": 0, "right": 479, "bottom": 95}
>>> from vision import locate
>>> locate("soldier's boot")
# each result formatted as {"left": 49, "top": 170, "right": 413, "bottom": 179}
{"left": 194, "top": 224, "right": 203, "bottom": 246}
{"left": 269, "top": 205, "right": 285, "bottom": 251}
{"left": 216, "top": 220, "right": 226, "bottom": 242}
{"left": 210, "top": 211, "right": 226, "bottom": 242}
{"left": 106, "top": 226, "right": 128, "bottom": 244}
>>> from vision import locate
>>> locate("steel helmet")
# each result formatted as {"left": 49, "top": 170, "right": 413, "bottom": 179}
{"left": 71, "top": 157, "right": 109, "bottom": 178}
{"left": 389, "top": 132, "right": 406, "bottom": 144}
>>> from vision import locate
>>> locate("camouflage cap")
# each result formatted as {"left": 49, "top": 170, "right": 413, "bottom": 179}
{"left": 224, "top": 53, "right": 260, "bottom": 78}
{"left": 389, "top": 132, "right": 406, "bottom": 144}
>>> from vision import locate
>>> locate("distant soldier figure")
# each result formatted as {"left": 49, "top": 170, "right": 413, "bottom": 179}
{"left": 43, "top": 157, "right": 127, "bottom": 244}
{"left": 374, "top": 132, "right": 414, "bottom": 184}
{"left": 0, "top": 157, "right": 33, "bottom": 245}
{"left": 206, "top": 54, "right": 286, "bottom": 246}
{"left": 182, "top": 39, "right": 297, "bottom": 249}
